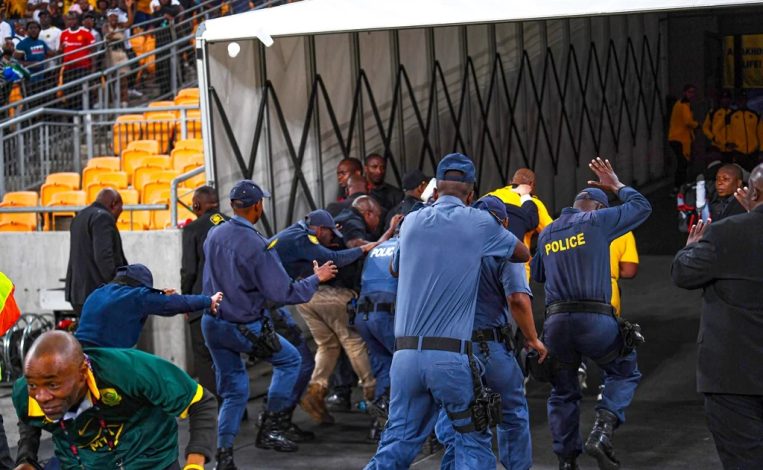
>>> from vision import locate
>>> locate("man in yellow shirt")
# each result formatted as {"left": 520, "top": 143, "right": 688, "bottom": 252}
{"left": 488, "top": 168, "right": 553, "bottom": 278}
{"left": 727, "top": 91, "right": 760, "bottom": 171}
{"left": 702, "top": 90, "right": 733, "bottom": 159}
{"left": 609, "top": 231, "right": 639, "bottom": 316}
{"left": 668, "top": 84, "right": 699, "bottom": 192}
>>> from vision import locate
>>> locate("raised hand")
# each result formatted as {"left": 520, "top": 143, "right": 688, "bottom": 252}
{"left": 587, "top": 157, "right": 625, "bottom": 193}
{"left": 735, "top": 187, "right": 751, "bottom": 212}
{"left": 313, "top": 260, "right": 338, "bottom": 282}
{"left": 686, "top": 218, "right": 710, "bottom": 246}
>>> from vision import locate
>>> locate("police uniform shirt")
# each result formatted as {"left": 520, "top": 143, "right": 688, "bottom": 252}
{"left": 391, "top": 195, "right": 519, "bottom": 341}
{"left": 531, "top": 187, "right": 651, "bottom": 305}
{"left": 473, "top": 259, "right": 530, "bottom": 331}
{"left": 202, "top": 215, "right": 319, "bottom": 323}
{"left": 270, "top": 220, "right": 364, "bottom": 280}
{"left": 360, "top": 238, "right": 399, "bottom": 305}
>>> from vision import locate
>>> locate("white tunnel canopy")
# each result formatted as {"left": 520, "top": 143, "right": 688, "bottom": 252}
{"left": 200, "top": 0, "right": 763, "bottom": 44}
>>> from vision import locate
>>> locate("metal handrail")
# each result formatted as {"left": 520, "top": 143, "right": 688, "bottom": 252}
{"left": 0, "top": 104, "right": 199, "bottom": 130}
{"left": 170, "top": 166, "right": 205, "bottom": 226}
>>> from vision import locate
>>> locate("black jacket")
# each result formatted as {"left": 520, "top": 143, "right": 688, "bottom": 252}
{"left": 369, "top": 182, "right": 404, "bottom": 213}
{"left": 671, "top": 205, "right": 763, "bottom": 394}
{"left": 65, "top": 202, "right": 127, "bottom": 307}
{"left": 181, "top": 209, "right": 228, "bottom": 319}
{"left": 709, "top": 195, "right": 746, "bottom": 222}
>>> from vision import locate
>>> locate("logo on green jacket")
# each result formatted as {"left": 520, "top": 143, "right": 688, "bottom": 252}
{"left": 100, "top": 388, "right": 122, "bottom": 406}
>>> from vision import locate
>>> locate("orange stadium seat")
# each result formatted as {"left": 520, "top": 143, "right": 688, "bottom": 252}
{"left": 132, "top": 155, "right": 172, "bottom": 184}
{"left": 85, "top": 157, "right": 121, "bottom": 171}
{"left": 44, "top": 172, "right": 80, "bottom": 189}
{"left": 142, "top": 182, "right": 170, "bottom": 210}
{"left": 177, "top": 109, "right": 202, "bottom": 140}
{"left": 113, "top": 115, "right": 144, "bottom": 155}
{"left": 121, "top": 150, "right": 153, "bottom": 183}
{"left": 86, "top": 172, "right": 129, "bottom": 203}
{"left": 126, "top": 139, "right": 161, "bottom": 155}
{"left": 174, "top": 138, "right": 203, "bottom": 153}
{"left": 82, "top": 167, "right": 116, "bottom": 193}
{"left": 0, "top": 191, "right": 38, "bottom": 231}
{"left": 174, "top": 95, "right": 200, "bottom": 107}
{"left": 117, "top": 189, "right": 150, "bottom": 231}
{"left": 143, "top": 112, "right": 176, "bottom": 154}
{"left": 180, "top": 163, "right": 206, "bottom": 189}
{"left": 47, "top": 190, "right": 86, "bottom": 231}
{"left": 134, "top": 166, "right": 174, "bottom": 194}
{"left": 149, "top": 101, "right": 176, "bottom": 112}
{"left": 171, "top": 151, "right": 203, "bottom": 172}
{"left": 176, "top": 88, "right": 199, "bottom": 100}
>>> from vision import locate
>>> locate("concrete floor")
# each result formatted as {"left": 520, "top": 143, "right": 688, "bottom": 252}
{"left": 2, "top": 185, "right": 724, "bottom": 469}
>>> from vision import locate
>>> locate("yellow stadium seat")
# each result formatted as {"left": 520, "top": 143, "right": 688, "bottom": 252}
{"left": 174, "top": 138, "right": 203, "bottom": 153}
{"left": 149, "top": 101, "right": 177, "bottom": 113}
{"left": 45, "top": 172, "right": 80, "bottom": 189}
{"left": 174, "top": 96, "right": 200, "bottom": 107}
{"left": 41, "top": 183, "right": 74, "bottom": 207}
{"left": 143, "top": 112, "right": 176, "bottom": 154}
{"left": 139, "top": 170, "right": 179, "bottom": 201}
{"left": 180, "top": 164, "right": 206, "bottom": 189}
{"left": 176, "top": 109, "right": 202, "bottom": 140}
{"left": 142, "top": 182, "right": 170, "bottom": 210}
{"left": 113, "top": 115, "right": 144, "bottom": 155}
{"left": 86, "top": 157, "right": 121, "bottom": 171}
{"left": 85, "top": 172, "right": 129, "bottom": 203}
{"left": 47, "top": 190, "right": 86, "bottom": 230}
{"left": 121, "top": 150, "right": 153, "bottom": 183}
{"left": 0, "top": 191, "right": 38, "bottom": 231}
{"left": 120, "top": 188, "right": 139, "bottom": 205}
{"left": 132, "top": 155, "right": 172, "bottom": 185}
{"left": 176, "top": 88, "right": 199, "bottom": 100}
{"left": 126, "top": 139, "right": 161, "bottom": 155}
{"left": 82, "top": 167, "right": 115, "bottom": 192}
{"left": 117, "top": 188, "right": 150, "bottom": 231}
{"left": 171, "top": 151, "right": 203, "bottom": 172}
{"left": 150, "top": 198, "right": 172, "bottom": 230}
{"left": 134, "top": 166, "right": 174, "bottom": 194}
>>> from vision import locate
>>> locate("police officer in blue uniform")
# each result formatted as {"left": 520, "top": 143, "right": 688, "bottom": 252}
{"left": 355, "top": 235, "right": 399, "bottom": 440}
{"left": 365, "top": 153, "right": 530, "bottom": 470}
{"left": 531, "top": 158, "right": 652, "bottom": 470}
{"left": 201, "top": 180, "right": 338, "bottom": 470}
{"left": 434, "top": 195, "right": 547, "bottom": 470}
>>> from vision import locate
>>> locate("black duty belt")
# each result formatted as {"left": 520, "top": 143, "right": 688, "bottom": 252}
{"left": 358, "top": 302, "right": 395, "bottom": 314}
{"left": 395, "top": 336, "right": 472, "bottom": 355}
{"left": 471, "top": 327, "right": 507, "bottom": 343}
{"left": 545, "top": 301, "right": 614, "bottom": 317}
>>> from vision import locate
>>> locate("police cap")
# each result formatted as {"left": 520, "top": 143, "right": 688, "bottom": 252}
{"left": 229, "top": 180, "right": 270, "bottom": 208}
{"left": 575, "top": 188, "right": 609, "bottom": 208}
{"left": 436, "top": 153, "right": 476, "bottom": 183}
{"left": 473, "top": 195, "right": 507, "bottom": 223}
{"left": 305, "top": 209, "right": 343, "bottom": 239}
{"left": 115, "top": 264, "right": 155, "bottom": 289}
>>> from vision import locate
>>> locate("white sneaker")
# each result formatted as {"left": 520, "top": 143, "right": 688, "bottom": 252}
{"left": 128, "top": 89, "right": 143, "bottom": 98}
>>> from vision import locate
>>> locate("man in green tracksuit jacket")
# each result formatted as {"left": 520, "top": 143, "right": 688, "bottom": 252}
{"left": 12, "top": 331, "right": 217, "bottom": 470}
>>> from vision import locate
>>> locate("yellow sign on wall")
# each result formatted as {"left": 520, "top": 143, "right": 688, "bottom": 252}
{"left": 724, "top": 34, "right": 763, "bottom": 89}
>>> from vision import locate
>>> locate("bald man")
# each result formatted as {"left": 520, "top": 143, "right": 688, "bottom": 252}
{"left": 12, "top": 331, "right": 216, "bottom": 470}
{"left": 673, "top": 163, "right": 763, "bottom": 469}
{"left": 65, "top": 188, "right": 127, "bottom": 315}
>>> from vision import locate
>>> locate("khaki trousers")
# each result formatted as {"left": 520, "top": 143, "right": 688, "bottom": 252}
{"left": 297, "top": 286, "right": 375, "bottom": 390}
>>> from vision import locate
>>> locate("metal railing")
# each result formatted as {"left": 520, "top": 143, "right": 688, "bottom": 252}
{"left": 0, "top": 104, "right": 200, "bottom": 193}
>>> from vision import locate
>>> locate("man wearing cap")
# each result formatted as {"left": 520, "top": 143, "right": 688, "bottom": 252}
{"left": 202, "top": 180, "right": 338, "bottom": 469}
{"left": 271, "top": 209, "right": 389, "bottom": 424}
{"left": 384, "top": 168, "right": 428, "bottom": 229}
{"left": 365, "top": 153, "right": 530, "bottom": 469}
{"left": 75, "top": 263, "right": 223, "bottom": 349}
{"left": 434, "top": 195, "right": 547, "bottom": 470}
{"left": 365, "top": 153, "right": 404, "bottom": 213}
{"left": 531, "top": 158, "right": 651, "bottom": 470}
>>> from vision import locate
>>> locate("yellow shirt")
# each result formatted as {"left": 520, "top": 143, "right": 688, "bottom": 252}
{"left": 702, "top": 107, "right": 732, "bottom": 150}
{"left": 668, "top": 100, "right": 698, "bottom": 158}
{"left": 728, "top": 109, "right": 759, "bottom": 155}
{"left": 487, "top": 186, "right": 553, "bottom": 279}
{"left": 609, "top": 231, "right": 638, "bottom": 315}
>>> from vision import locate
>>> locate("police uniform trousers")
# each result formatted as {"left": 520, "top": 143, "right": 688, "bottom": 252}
{"left": 705, "top": 393, "right": 763, "bottom": 469}
{"left": 272, "top": 307, "right": 316, "bottom": 404}
{"left": 435, "top": 339, "right": 532, "bottom": 470}
{"left": 355, "top": 310, "right": 395, "bottom": 400}
{"left": 365, "top": 346, "right": 496, "bottom": 470}
{"left": 296, "top": 285, "right": 375, "bottom": 391}
{"left": 544, "top": 312, "right": 641, "bottom": 457}
{"left": 202, "top": 313, "right": 302, "bottom": 448}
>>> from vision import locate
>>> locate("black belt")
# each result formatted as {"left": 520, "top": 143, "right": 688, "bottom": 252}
{"left": 471, "top": 327, "right": 506, "bottom": 343}
{"left": 358, "top": 302, "right": 395, "bottom": 314}
{"left": 395, "top": 336, "right": 472, "bottom": 355}
{"left": 545, "top": 301, "right": 614, "bottom": 317}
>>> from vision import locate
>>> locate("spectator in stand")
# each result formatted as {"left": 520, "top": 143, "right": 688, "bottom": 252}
{"left": 14, "top": 20, "right": 53, "bottom": 101}
{"left": 0, "top": 45, "right": 30, "bottom": 117}
{"left": 0, "top": 13, "right": 10, "bottom": 47}
{"left": 103, "top": 8, "right": 130, "bottom": 105}
{"left": 47, "top": 2, "right": 66, "bottom": 29}
{"left": 152, "top": 0, "right": 181, "bottom": 97}
{"left": 38, "top": 11, "right": 62, "bottom": 53}
{"left": 150, "top": 0, "right": 181, "bottom": 13}
{"left": 68, "top": 0, "right": 93, "bottom": 15}
{"left": 59, "top": 12, "right": 95, "bottom": 109}
{"left": 9, "top": 20, "right": 26, "bottom": 48}
{"left": 94, "top": 0, "right": 110, "bottom": 30}
{"left": 27, "top": 0, "right": 50, "bottom": 22}
{"left": 134, "top": 0, "right": 153, "bottom": 24}
{"left": 82, "top": 12, "right": 102, "bottom": 43}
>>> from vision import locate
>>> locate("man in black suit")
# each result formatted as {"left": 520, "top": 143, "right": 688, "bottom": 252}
{"left": 181, "top": 186, "right": 228, "bottom": 397}
{"left": 672, "top": 163, "right": 763, "bottom": 469}
{"left": 64, "top": 188, "right": 127, "bottom": 315}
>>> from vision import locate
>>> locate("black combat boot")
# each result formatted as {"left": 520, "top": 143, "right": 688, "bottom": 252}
{"left": 214, "top": 447, "right": 237, "bottom": 470}
{"left": 281, "top": 407, "right": 315, "bottom": 442}
{"left": 256, "top": 410, "right": 299, "bottom": 452}
{"left": 368, "top": 417, "right": 384, "bottom": 441}
{"left": 326, "top": 390, "right": 352, "bottom": 412}
{"left": 584, "top": 409, "right": 621, "bottom": 470}
{"left": 558, "top": 454, "right": 580, "bottom": 470}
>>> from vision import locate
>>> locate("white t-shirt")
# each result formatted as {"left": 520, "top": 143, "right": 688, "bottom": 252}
{"left": 40, "top": 26, "right": 62, "bottom": 51}
{"left": 0, "top": 21, "right": 12, "bottom": 45}
{"left": 150, "top": 0, "right": 180, "bottom": 13}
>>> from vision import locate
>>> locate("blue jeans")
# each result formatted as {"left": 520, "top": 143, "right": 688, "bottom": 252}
{"left": 271, "top": 307, "right": 315, "bottom": 404}
{"left": 544, "top": 312, "right": 641, "bottom": 457}
{"left": 355, "top": 312, "right": 395, "bottom": 399}
{"left": 435, "top": 340, "right": 532, "bottom": 470}
{"left": 202, "top": 313, "right": 302, "bottom": 448}
{"left": 365, "top": 348, "right": 495, "bottom": 470}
